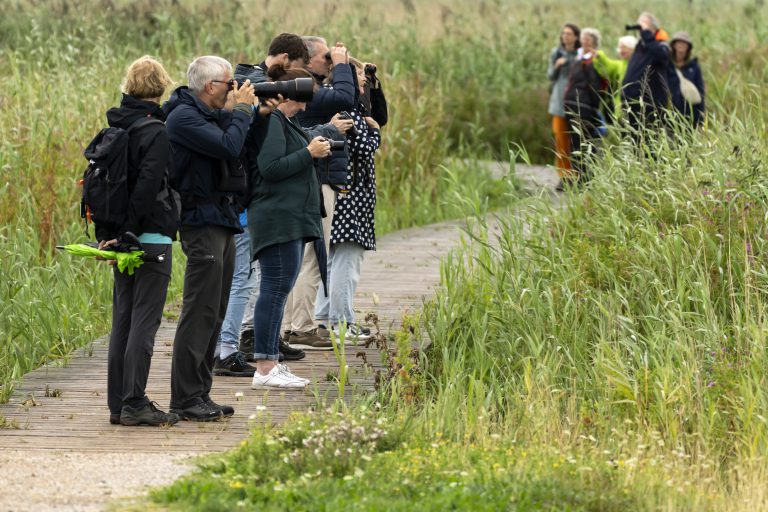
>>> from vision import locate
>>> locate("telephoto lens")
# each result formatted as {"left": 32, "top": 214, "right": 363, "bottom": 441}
{"left": 625, "top": 24, "right": 642, "bottom": 31}
{"left": 254, "top": 77, "right": 314, "bottom": 102}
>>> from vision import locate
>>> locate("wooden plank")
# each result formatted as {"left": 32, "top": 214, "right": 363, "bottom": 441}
{"left": 0, "top": 219, "right": 465, "bottom": 454}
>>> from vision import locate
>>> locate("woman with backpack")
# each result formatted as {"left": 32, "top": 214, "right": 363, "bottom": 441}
{"left": 99, "top": 56, "right": 180, "bottom": 426}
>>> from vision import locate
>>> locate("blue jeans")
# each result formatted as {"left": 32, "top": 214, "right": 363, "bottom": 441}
{"left": 253, "top": 240, "right": 305, "bottom": 360}
{"left": 314, "top": 242, "right": 365, "bottom": 326}
{"left": 216, "top": 231, "right": 259, "bottom": 357}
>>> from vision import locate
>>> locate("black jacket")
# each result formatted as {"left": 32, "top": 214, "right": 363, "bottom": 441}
{"left": 564, "top": 56, "right": 605, "bottom": 122}
{"left": 622, "top": 30, "right": 681, "bottom": 114}
{"left": 295, "top": 63, "right": 357, "bottom": 186}
{"left": 679, "top": 58, "right": 705, "bottom": 127}
{"left": 163, "top": 86, "right": 252, "bottom": 232}
{"left": 102, "top": 94, "right": 177, "bottom": 242}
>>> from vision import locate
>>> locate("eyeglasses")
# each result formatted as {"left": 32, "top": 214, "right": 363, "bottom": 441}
{"left": 211, "top": 79, "right": 235, "bottom": 90}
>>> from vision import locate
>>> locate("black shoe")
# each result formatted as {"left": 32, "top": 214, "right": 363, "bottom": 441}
{"left": 109, "top": 413, "right": 120, "bottom": 425}
{"left": 214, "top": 351, "right": 256, "bottom": 377}
{"left": 120, "top": 402, "right": 179, "bottom": 426}
{"left": 171, "top": 402, "right": 223, "bottom": 422}
{"left": 279, "top": 339, "right": 306, "bottom": 361}
{"left": 239, "top": 328, "right": 254, "bottom": 356}
{"left": 205, "top": 399, "right": 234, "bottom": 418}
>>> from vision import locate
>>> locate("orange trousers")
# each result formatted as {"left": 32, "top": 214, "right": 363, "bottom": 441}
{"left": 552, "top": 115, "right": 573, "bottom": 176}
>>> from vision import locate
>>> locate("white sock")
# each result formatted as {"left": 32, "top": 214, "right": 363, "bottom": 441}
{"left": 220, "top": 345, "right": 238, "bottom": 359}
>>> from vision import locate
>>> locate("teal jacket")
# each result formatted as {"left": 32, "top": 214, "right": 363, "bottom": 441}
{"left": 247, "top": 111, "right": 323, "bottom": 259}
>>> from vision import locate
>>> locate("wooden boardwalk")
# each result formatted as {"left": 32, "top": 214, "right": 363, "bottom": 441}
{"left": 0, "top": 220, "right": 466, "bottom": 454}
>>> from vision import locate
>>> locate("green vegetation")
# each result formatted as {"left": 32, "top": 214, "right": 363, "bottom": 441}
{"left": 0, "top": 0, "right": 519, "bottom": 400}
{"left": 3, "top": 0, "right": 768, "bottom": 508}
{"left": 154, "top": 114, "right": 768, "bottom": 510}
{"left": 149, "top": 0, "right": 768, "bottom": 508}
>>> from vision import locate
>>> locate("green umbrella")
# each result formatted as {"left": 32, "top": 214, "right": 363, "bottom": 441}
{"left": 56, "top": 244, "right": 145, "bottom": 275}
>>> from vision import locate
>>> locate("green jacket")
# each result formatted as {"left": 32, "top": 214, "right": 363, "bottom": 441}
{"left": 593, "top": 50, "right": 628, "bottom": 120}
{"left": 247, "top": 111, "right": 323, "bottom": 259}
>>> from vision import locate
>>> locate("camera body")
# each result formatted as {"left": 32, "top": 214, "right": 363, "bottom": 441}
{"left": 338, "top": 111, "right": 359, "bottom": 138}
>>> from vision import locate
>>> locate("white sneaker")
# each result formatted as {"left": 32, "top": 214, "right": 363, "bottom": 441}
{"left": 278, "top": 364, "right": 310, "bottom": 384}
{"left": 251, "top": 365, "right": 307, "bottom": 389}
{"left": 331, "top": 323, "right": 372, "bottom": 343}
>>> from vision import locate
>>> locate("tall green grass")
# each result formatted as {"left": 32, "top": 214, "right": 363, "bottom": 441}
{"left": 154, "top": 110, "right": 768, "bottom": 510}
{"left": 140, "top": 1, "right": 768, "bottom": 509}
{"left": 0, "top": 0, "right": 523, "bottom": 400}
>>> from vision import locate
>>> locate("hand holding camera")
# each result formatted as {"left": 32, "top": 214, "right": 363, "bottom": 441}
{"left": 332, "top": 111, "right": 358, "bottom": 137}
{"left": 225, "top": 79, "right": 256, "bottom": 110}
{"left": 307, "top": 136, "right": 332, "bottom": 158}
{"left": 330, "top": 43, "right": 349, "bottom": 66}
{"left": 257, "top": 96, "right": 283, "bottom": 117}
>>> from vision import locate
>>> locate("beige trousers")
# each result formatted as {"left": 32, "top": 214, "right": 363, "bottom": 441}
{"left": 281, "top": 184, "right": 336, "bottom": 333}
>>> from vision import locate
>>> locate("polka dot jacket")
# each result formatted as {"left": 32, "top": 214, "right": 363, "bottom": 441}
{"left": 330, "top": 106, "right": 381, "bottom": 250}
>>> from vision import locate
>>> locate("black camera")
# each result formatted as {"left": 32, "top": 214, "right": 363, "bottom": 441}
{"left": 254, "top": 77, "right": 314, "bottom": 102}
{"left": 625, "top": 24, "right": 642, "bottom": 31}
{"left": 364, "top": 64, "right": 377, "bottom": 76}
{"left": 328, "top": 139, "right": 345, "bottom": 151}
{"left": 339, "top": 111, "right": 358, "bottom": 137}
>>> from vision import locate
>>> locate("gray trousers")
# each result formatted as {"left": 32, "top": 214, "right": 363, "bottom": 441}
{"left": 107, "top": 243, "right": 172, "bottom": 414}
{"left": 170, "top": 225, "right": 235, "bottom": 410}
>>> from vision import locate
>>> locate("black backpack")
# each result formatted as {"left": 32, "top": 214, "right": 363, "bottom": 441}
{"left": 80, "top": 116, "right": 164, "bottom": 237}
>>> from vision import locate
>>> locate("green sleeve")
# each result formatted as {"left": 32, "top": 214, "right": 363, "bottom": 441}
{"left": 256, "top": 114, "right": 314, "bottom": 182}
{"left": 593, "top": 50, "right": 623, "bottom": 85}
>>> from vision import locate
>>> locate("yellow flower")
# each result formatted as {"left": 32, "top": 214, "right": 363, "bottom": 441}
{"left": 229, "top": 481, "right": 244, "bottom": 489}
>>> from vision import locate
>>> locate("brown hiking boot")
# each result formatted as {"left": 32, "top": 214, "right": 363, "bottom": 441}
{"left": 287, "top": 329, "right": 334, "bottom": 350}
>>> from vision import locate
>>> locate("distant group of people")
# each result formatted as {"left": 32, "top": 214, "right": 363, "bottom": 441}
{"left": 100, "top": 33, "right": 386, "bottom": 427}
{"left": 547, "top": 11, "right": 705, "bottom": 189}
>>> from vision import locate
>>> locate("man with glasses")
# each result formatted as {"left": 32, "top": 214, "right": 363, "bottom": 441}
{"left": 164, "top": 56, "right": 256, "bottom": 421}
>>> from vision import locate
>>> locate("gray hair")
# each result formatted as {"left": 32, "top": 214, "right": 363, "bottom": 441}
{"left": 582, "top": 27, "right": 601, "bottom": 49}
{"left": 638, "top": 12, "right": 660, "bottom": 31}
{"left": 187, "top": 56, "right": 232, "bottom": 94}
{"left": 618, "top": 35, "right": 638, "bottom": 50}
{"left": 302, "top": 36, "right": 328, "bottom": 58}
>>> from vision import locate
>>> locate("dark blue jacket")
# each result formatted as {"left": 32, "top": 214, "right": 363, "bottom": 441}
{"left": 163, "top": 86, "right": 252, "bottom": 232}
{"left": 295, "top": 63, "right": 357, "bottom": 186}
{"left": 679, "top": 58, "right": 705, "bottom": 127}
{"left": 622, "top": 30, "right": 681, "bottom": 115}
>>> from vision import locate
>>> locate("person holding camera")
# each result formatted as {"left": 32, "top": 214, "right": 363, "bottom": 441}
{"left": 100, "top": 56, "right": 179, "bottom": 427}
{"left": 273, "top": 36, "right": 357, "bottom": 350}
{"left": 621, "top": 12, "right": 681, "bottom": 135}
{"left": 313, "top": 57, "right": 381, "bottom": 339}
{"left": 164, "top": 56, "right": 256, "bottom": 420}
{"left": 547, "top": 23, "right": 581, "bottom": 189}
{"left": 212, "top": 33, "right": 311, "bottom": 376}
{"left": 563, "top": 27, "right": 608, "bottom": 185}
{"left": 247, "top": 65, "right": 343, "bottom": 388}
